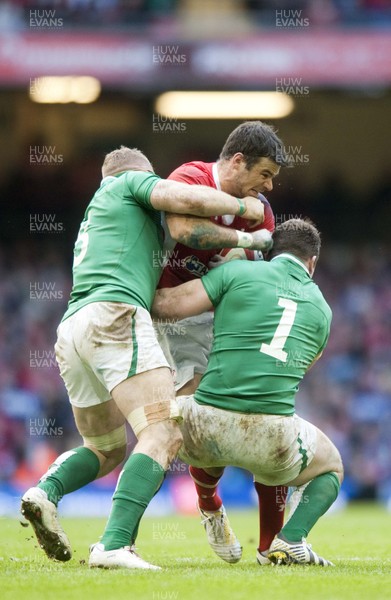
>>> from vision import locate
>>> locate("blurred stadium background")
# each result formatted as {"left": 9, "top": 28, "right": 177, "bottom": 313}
{"left": 0, "top": 0, "right": 391, "bottom": 518}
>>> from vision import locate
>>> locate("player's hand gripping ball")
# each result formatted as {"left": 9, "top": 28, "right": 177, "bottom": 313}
{"left": 208, "top": 247, "right": 253, "bottom": 269}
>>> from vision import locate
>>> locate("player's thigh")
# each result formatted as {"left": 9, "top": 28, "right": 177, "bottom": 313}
{"left": 55, "top": 311, "right": 113, "bottom": 416}
{"left": 69, "top": 301, "right": 171, "bottom": 414}
{"left": 73, "top": 302, "right": 169, "bottom": 395}
{"left": 57, "top": 303, "right": 146, "bottom": 432}
{"left": 56, "top": 316, "right": 127, "bottom": 459}
{"left": 287, "top": 426, "right": 343, "bottom": 487}
{"left": 177, "top": 373, "right": 202, "bottom": 396}
{"left": 72, "top": 399, "right": 125, "bottom": 438}
{"left": 111, "top": 366, "right": 175, "bottom": 417}
{"left": 176, "top": 395, "right": 231, "bottom": 468}
{"left": 113, "top": 370, "right": 182, "bottom": 467}
{"left": 72, "top": 400, "right": 127, "bottom": 466}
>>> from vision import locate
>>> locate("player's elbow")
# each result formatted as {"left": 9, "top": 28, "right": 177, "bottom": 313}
{"left": 167, "top": 217, "right": 191, "bottom": 243}
{"left": 167, "top": 218, "right": 204, "bottom": 248}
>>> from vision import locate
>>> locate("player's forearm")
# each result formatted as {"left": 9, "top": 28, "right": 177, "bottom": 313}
{"left": 152, "top": 289, "right": 182, "bottom": 320}
{"left": 167, "top": 215, "right": 272, "bottom": 251}
{"left": 151, "top": 180, "right": 243, "bottom": 217}
{"left": 152, "top": 283, "right": 211, "bottom": 320}
{"left": 170, "top": 218, "right": 237, "bottom": 249}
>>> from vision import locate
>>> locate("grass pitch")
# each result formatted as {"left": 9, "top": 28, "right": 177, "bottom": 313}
{"left": 1, "top": 503, "right": 390, "bottom": 600}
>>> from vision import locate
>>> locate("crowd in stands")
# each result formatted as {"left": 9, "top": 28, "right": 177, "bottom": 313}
{"left": 0, "top": 163, "right": 390, "bottom": 501}
{"left": 1, "top": 0, "right": 390, "bottom": 31}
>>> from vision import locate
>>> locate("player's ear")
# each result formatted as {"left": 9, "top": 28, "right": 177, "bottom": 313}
{"left": 231, "top": 153, "right": 245, "bottom": 167}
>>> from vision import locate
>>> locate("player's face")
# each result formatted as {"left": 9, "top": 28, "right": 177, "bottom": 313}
{"left": 235, "top": 156, "right": 280, "bottom": 198}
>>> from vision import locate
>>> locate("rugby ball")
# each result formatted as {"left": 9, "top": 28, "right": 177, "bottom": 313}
{"left": 219, "top": 247, "right": 249, "bottom": 261}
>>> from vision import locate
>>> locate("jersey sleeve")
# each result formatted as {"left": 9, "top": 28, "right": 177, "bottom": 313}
{"left": 168, "top": 164, "right": 211, "bottom": 185}
{"left": 201, "top": 265, "right": 226, "bottom": 307}
{"left": 124, "top": 171, "right": 161, "bottom": 209}
{"left": 261, "top": 197, "right": 275, "bottom": 232}
{"left": 201, "top": 261, "right": 243, "bottom": 306}
{"left": 318, "top": 304, "right": 332, "bottom": 353}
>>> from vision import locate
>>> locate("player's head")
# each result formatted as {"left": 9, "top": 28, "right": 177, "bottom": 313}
{"left": 269, "top": 218, "right": 321, "bottom": 276}
{"left": 217, "top": 121, "right": 289, "bottom": 198}
{"left": 102, "top": 146, "right": 154, "bottom": 178}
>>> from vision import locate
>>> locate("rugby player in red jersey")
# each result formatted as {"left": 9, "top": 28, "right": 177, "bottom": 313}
{"left": 157, "top": 121, "right": 290, "bottom": 565}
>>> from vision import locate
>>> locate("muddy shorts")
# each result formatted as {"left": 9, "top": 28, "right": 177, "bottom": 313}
{"left": 55, "top": 302, "right": 169, "bottom": 408}
{"left": 155, "top": 312, "right": 214, "bottom": 391}
{"left": 176, "top": 395, "right": 318, "bottom": 485}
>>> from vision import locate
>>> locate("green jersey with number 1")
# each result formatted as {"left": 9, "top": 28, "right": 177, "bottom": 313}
{"left": 196, "top": 254, "right": 332, "bottom": 416}
{"left": 62, "top": 171, "right": 162, "bottom": 321}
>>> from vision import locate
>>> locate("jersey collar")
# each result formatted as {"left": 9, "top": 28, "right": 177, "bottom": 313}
{"left": 213, "top": 162, "right": 236, "bottom": 226}
{"left": 212, "top": 163, "right": 221, "bottom": 190}
{"left": 100, "top": 171, "right": 128, "bottom": 185}
{"left": 101, "top": 176, "right": 116, "bottom": 184}
{"left": 271, "top": 253, "right": 310, "bottom": 276}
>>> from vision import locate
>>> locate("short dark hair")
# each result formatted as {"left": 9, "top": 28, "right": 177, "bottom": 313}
{"left": 219, "top": 121, "right": 289, "bottom": 169}
{"left": 269, "top": 218, "right": 321, "bottom": 261}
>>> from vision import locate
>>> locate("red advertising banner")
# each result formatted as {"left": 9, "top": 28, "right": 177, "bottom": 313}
{"left": 192, "top": 33, "right": 391, "bottom": 85}
{"left": 0, "top": 31, "right": 390, "bottom": 87}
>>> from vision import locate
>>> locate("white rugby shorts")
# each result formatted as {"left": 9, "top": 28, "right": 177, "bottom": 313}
{"left": 55, "top": 301, "right": 169, "bottom": 408}
{"left": 155, "top": 312, "right": 213, "bottom": 391}
{"left": 176, "top": 395, "right": 317, "bottom": 485}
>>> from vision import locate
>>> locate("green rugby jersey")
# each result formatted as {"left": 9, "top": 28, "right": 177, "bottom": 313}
{"left": 62, "top": 171, "right": 162, "bottom": 321}
{"left": 195, "top": 254, "right": 332, "bottom": 415}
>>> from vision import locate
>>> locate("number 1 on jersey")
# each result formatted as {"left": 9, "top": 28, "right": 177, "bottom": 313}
{"left": 260, "top": 298, "right": 297, "bottom": 362}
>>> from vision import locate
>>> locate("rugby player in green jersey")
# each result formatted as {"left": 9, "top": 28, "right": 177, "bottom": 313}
{"left": 153, "top": 219, "right": 343, "bottom": 567}
{"left": 20, "top": 146, "right": 268, "bottom": 570}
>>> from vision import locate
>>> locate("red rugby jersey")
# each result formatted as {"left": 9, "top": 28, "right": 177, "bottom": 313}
{"left": 158, "top": 161, "right": 275, "bottom": 288}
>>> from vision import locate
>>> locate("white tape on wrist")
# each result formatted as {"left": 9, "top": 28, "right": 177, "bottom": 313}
{"left": 236, "top": 230, "right": 253, "bottom": 248}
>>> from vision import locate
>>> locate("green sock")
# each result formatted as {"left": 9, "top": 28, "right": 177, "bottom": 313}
{"left": 38, "top": 447, "right": 100, "bottom": 506}
{"left": 100, "top": 453, "right": 165, "bottom": 551}
{"left": 130, "top": 472, "right": 166, "bottom": 544}
{"left": 281, "top": 472, "right": 340, "bottom": 542}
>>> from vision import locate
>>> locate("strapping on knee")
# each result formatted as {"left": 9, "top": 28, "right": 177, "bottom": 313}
{"left": 127, "top": 400, "right": 182, "bottom": 437}
{"left": 83, "top": 424, "right": 127, "bottom": 452}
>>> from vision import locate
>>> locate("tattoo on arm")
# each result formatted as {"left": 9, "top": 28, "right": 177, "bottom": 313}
{"left": 183, "top": 221, "right": 237, "bottom": 249}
